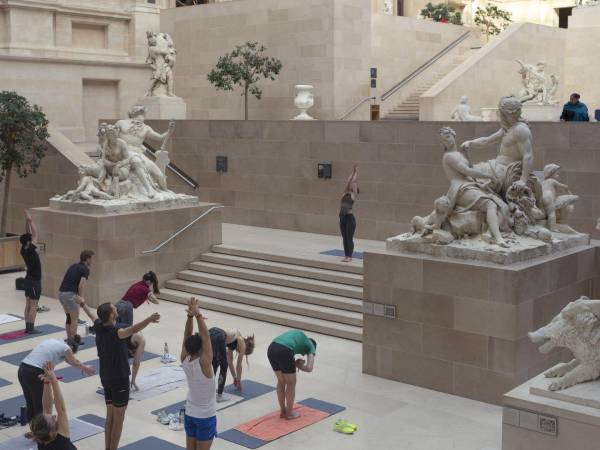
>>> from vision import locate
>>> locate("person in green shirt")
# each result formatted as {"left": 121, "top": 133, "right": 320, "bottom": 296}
{"left": 267, "top": 330, "right": 316, "bottom": 420}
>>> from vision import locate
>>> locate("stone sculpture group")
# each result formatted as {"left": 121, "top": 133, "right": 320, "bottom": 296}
{"left": 516, "top": 60, "right": 559, "bottom": 105}
{"left": 406, "top": 96, "right": 579, "bottom": 249}
{"left": 145, "top": 31, "right": 177, "bottom": 97}
{"left": 55, "top": 105, "right": 181, "bottom": 203}
{"left": 450, "top": 96, "right": 481, "bottom": 122}
{"left": 529, "top": 296, "right": 600, "bottom": 391}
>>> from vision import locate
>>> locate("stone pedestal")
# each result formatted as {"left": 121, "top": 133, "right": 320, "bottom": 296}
{"left": 31, "top": 201, "right": 221, "bottom": 307}
{"left": 503, "top": 370, "right": 600, "bottom": 450}
{"left": 362, "top": 242, "right": 600, "bottom": 404}
{"left": 137, "top": 96, "right": 187, "bottom": 120}
{"left": 481, "top": 104, "right": 562, "bottom": 122}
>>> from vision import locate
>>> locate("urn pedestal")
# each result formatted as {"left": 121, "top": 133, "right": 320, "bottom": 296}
{"left": 292, "top": 85, "right": 315, "bottom": 120}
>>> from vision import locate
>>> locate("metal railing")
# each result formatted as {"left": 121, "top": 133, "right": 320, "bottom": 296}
{"left": 339, "top": 96, "right": 376, "bottom": 120}
{"left": 144, "top": 143, "right": 199, "bottom": 190}
{"left": 380, "top": 30, "right": 472, "bottom": 102}
{"left": 142, "top": 205, "right": 224, "bottom": 254}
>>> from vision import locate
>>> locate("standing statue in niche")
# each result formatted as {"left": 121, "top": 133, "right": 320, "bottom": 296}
{"left": 450, "top": 96, "right": 482, "bottom": 121}
{"left": 145, "top": 31, "right": 177, "bottom": 97}
{"left": 516, "top": 60, "right": 559, "bottom": 105}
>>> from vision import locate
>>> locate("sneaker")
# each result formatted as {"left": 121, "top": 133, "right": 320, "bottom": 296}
{"left": 216, "top": 394, "right": 230, "bottom": 403}
{"left": 334, "top": 419, "right": 357, "bottom": 434}
{"left": 156, "top": 411, "right": 170, "bottom": 425}
{"left": 26, "top": 328, "right": 42, "bottom": 335}
{"left": 160, "top": 354, "right": 177, "bottom": 364}
{"left": 77, "top": 319, "right": 86, "bottom": 325}
{"left": 36, "top": 305, "right": 50, "bottom": 313}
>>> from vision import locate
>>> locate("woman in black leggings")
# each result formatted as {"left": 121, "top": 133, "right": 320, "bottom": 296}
{"left": 339, "top": 165, "right": 359, "bottom": 262}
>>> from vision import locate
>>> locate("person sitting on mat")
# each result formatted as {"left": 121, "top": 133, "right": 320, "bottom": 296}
{"left": 30, "top": 361, "right": 77, "bottom": 449}
{"left": 21, "top": 209, "right": 43, "bottom": 334}
{"left": 115, "top": 271, "right": 160, "bottom": 327}
{"left": 208, "top": 327, "right": 255, "bottom": 402}
{"left": 19, "top": 337, "right": 95, "bottom": 432}
{"left": 267, "top": 329, "right": 316, "bottom": 420}
{"left": 181, "top": 297, "right": 217, "bottom": 450}
{"left": 339, "top": 165, "right": 359, "bottom": 263}
{"left": 77, "top": 297, "right": 160, "bottom": 450}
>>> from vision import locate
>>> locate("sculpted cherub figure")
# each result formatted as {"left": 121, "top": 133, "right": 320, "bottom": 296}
{"left": 411, "top": 196, "right": 452, "bottom": 234}
{"left": 61, "top": 166, "right": 113, "bottom": 201}
{"left": 542, "top": 164, "right": 578, "bottom": 233}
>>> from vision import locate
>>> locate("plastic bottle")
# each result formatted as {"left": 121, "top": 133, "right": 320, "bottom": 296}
{"left": 164, "top": 342, "right": 169, "bottom": 356}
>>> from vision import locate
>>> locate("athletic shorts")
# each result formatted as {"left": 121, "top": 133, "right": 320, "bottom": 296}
{"left": 24, "top": 279, "right": 41, "bottom": 301}
{"left": 101, "top": 378, "right": 130, "bottom": 407}
{"left": 58, "top": 291, "right": 79, "bottom": 311}
{"left": 184, "top": 415, "right": 217, "bottom": 441}
{"left": 267, "top": 342, "right": 296, "bottom": 374}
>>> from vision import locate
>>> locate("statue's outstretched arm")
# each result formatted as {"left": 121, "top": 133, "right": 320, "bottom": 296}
{"left": 462, "top": 128, "right": 504, "bottom": 150}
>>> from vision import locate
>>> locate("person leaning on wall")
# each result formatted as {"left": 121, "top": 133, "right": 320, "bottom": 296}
{"left": 560, "top": 93, "right": 590, "bottom": 122}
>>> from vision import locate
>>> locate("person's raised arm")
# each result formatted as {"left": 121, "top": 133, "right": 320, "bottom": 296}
{"left": 40, "top": 374, "right": 53, "bottom": 415}
{"left": 117, "top": 312, "right": 160, "bottom": 340}
{"left": 64, "top": 349, "right": 95, "bottom": 376}
{"left": 180, "top": 297, "right": 197, "bottom": 362}
{"left": 461, "top": 129, "right": 504, "bottom": 151}
{"left": 195, "top": 307, "right": 212, "bottom": 367}
{"left": 41, "top": 362, "right": 70, "bottom": 437}
{"left": 24, "top": 210, "right": 37, "bottom": 244}
{"left": 74, "top": 297, "right": 97, "bottom": 322}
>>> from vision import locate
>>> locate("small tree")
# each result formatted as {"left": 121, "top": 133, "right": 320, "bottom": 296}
{"left": 474, "top": 5, "right": 512, "bottom": 41}
{"left": 207, "top": 41, "right": 283, "bottom": 120}
{"left": 420, "top": 2, "right": 462, "bottom": 25}
{"left": 0, "top": 92, "right": 49, "bottom": 236}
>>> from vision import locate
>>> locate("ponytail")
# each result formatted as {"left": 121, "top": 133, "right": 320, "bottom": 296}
{"left": 143, "top": 271, "right": 160, "bottom": 295}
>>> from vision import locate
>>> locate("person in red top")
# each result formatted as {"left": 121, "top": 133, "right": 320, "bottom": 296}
{"left": 114, "top": 271, "right": 160, "bottom": 390}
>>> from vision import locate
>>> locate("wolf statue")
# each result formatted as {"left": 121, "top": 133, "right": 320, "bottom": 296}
{"left": 529, "top": 296, "right": 600, "bottom": 391}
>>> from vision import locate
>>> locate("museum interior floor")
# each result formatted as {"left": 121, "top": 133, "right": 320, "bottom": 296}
{"left": 0, "top": 224, "right": 502, "bottom": 449}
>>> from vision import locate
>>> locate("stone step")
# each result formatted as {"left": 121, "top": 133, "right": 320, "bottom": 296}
{"left": 159, "top": 287, "right": 362, "bottom": 341}
{"left": 198, "top": 252, "right": 363, "bottom": 286}
{"left": 177, "top": 268, "right": 363, "bottom": 301}
{"left": 212, "top": 244, "right": 363, "bottom": 275}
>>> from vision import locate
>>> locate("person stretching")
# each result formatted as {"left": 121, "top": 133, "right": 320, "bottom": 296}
{"left": 181, "top": 297, "right": 217, "bottom": 450}
{"left": 20, "top": 209, "right": 42, "bottom": 334}
{"left": 267, "top": 329, "right": 316, "bottom": 420}
{"left": 339, "top": 165, "right": 359, "bottom": 262}
{"left": 208, "top": 327, "right": 255, "bottom": 401}
{"left": 30, "top": 361, "right": 77, "bottom": 449}
{"left": 58, "top": 250, "right": 94, "bottom": 339}
{"left": 19, "top": 337, "right": 95, "bottom": 431}
{"left": 115, "top": 271, "right": 160, "bottom": 327}
{"left": 78, "top": 298, "right": 159, "bottom": 450}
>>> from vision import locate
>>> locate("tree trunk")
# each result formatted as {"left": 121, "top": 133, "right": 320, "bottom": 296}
{"left": 244, "top": 84, "right": 249, "bottom": 120}
{"left": 0, "top": 163, "right": 12, "bottom": 237}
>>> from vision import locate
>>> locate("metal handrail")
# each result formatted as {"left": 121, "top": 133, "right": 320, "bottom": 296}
{"left": 144, "top": 143, "right": 199, "bottom": 190}
{"left": 142, "top": 205, "right": 224, "bottom": 254}
{"left": 339, "top": 96, "right": 376, "bottom": 120}
{"left": 380, "top": 31, "right": 472, "bottom": 102}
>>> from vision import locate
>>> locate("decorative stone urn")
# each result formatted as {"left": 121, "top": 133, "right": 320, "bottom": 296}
{"left": 293, "top": 85, "right": 315, "bottom": 120}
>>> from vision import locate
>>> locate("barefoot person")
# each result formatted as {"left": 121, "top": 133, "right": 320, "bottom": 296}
{"left": 78, "top": 298, "right": 160, "bottom": 450}
{"left": 58, "top": 250, "right": 94, "bottom": 339}
{"left": 30, "top": 362, "right": 77, "bottom": 449}
{"left": 21, "top": 209, "right": 42, "bottom": 334}
{"left": 208, "top": 327, "right": 255, "bottom": 401}
{"left": 115, "top": 271, "right": 160, "bottom": 326}
{"left": 267, "top": 329, "right": 316, "bottom": 420}
{"left": 18, "top": 338, "right": 95, "bottom": 429}
{"left": 339, "top": 165, "right": 358, "bottom": 262}
{"left": 181, "top": 298, "right": 217, "bottom": 450}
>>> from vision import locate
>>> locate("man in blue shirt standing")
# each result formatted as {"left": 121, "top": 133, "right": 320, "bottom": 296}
{"left": 560, "top": 93, "right": 589, "bottom": 121}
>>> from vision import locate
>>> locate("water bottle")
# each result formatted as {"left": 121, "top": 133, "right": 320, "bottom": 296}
{"left": 164, "top": 342, "right": 169, "bottom": 356}
{"left": 179, "top": 408, "right": 185, "bottom": 426}
{"left": 20, "top": 406, "right": 27, "bottom": 426}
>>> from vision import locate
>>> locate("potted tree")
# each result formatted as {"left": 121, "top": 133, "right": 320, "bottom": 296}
{"left": 207, "top": 41, "right": 283, "bottom": 120}
{"left": 0, "top": 91, "right": 48, "bottom": 270}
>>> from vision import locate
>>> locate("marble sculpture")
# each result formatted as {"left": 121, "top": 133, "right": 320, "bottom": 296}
{"left": 55, "top": 106, "right": 183, "bottom": 204}
{"left": 450, "top": 96, "right": 482, "bottom": 121}
{"left": 529, "top": 296, "right": 600, "bottom": 391}
{"left": 145, "top": 31, "right": 177, "bottom": 97}
{"left": 516, "top": 60, "right": 559, "bottom": 105}
{"left": 403, "top": 96, "right": 579, "bottom": 249}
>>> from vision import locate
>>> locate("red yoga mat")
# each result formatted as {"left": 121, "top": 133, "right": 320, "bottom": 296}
{"left": 0, "top": 329, "right": 27, "bottom": 340}
{"left": 235, "top": 404, "right": 329, "bottom": 441}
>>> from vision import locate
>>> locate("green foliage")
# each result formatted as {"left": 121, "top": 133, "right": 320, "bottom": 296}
{"left": 474, "top": 5, "right": 512, "bottom": 39}
{"left": 420, "top": 2, "right": 462, "bottom": 25}
{"left": 0, "top": 91, "right": 49, "bottom": 234}
{"left": 207, "top": 41, "right": 283, "bottom": 120}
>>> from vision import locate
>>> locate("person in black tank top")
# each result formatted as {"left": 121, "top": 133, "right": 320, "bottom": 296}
{"left": 21, "top": 209, "right": 43, "bottom": 334}
{"left": 339, "top": 165, "right": 359, "bottom": 262}
{"left": 30, "top": 362, "right": 77, "bottom": 450}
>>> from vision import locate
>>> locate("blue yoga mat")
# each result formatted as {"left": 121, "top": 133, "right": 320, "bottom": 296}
{"left": 319, "top": 249, "right": 364, "bottom": 259}
{"left": 77, "top": 413, "right": 105, "bottom": 428}
{"left": 0, "top": 394, "right": 25, "bottom": 417}
{"left": 151, "top": 380, "right": 275, "bottom": 416}
{"left": 119, "top": 437, "right": 184, "bottom": 450}
{"left": 56, "top": 351, "right": 160, "bottom": 383}
{"left": 219, "top": 397, "right": 346, "bottom": 449}
{"left": 0, "top": 324, "right": 63, "bottom": 344}
{"left": 0, "top": 335, "right": 96, "bottom": 366}
{"left": 0, "top": 378, "right": 11, "bottom": 388}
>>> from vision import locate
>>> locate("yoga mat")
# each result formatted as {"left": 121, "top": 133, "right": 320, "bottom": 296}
{"left": 118, "top": 437, "right": 184, "bottom": 450}
{"left": 55, "top": 351, "right": 160, "bottom": 383}
{"left": 319, "top": 249, "right": 364, "bottom": 259}
{"left": 220, "top": 398, "right": 346, "bottom": 449}
{"left": 77, "top": 414, "right": 105, "bottom": 428}
{"left": 0, "top": 418, "right": 103, "bottom": 450}
{"left": 97, "top": 365, "right": 187, "bottom": 401}
{"left": 0, "top": 335, "right": 96, "bottom": 366}
{"left": 151, "top": 380, "right": 274, "bottom": 416}
{"left": 0, "top": 324, "right": 63, "bottom": 343}
{"left": 0, "top": 377, "right": 12, "bottom": 388}
{"left": 0, "top": 394, "right": 25, "bottom": 417}
{"left": 0, "top": 314, "right": 23, "bottom": 325}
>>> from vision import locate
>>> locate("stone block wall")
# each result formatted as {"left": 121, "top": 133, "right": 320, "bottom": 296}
{"left": 362, "top": 244, "right": 600, "bottom": 404}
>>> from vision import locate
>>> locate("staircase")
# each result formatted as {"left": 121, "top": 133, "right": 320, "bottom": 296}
{"left": 159, "top": 245, "right": 363, "bottom": 341}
